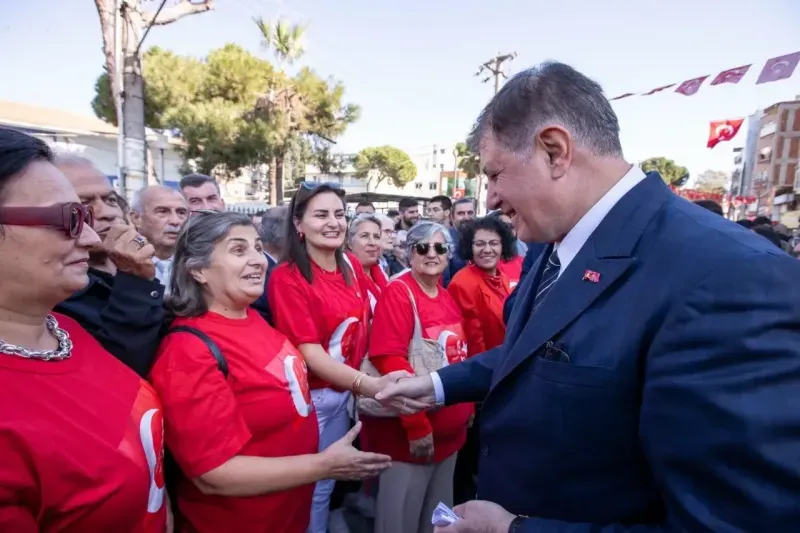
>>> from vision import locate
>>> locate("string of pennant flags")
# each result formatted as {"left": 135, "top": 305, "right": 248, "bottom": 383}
{"left": 608, "top": 50, "right": 800, "bottom": 101}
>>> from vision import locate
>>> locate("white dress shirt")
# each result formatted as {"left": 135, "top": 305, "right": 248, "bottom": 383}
{"left": 430, "top": 165, "right": 647, "bottom": 403}
{"left": 153, "top": 257, "right": 174, "bottom": 296}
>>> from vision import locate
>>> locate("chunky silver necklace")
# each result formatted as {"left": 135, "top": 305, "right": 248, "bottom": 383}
{"left": 0, "top": 315, "right": 73, "bottom": 361}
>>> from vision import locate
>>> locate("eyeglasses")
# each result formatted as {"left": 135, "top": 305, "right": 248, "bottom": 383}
{"left": 0, "top": 202, "right": 94, "bottom": 239}
{"left": 414, "top": 242, "right": 449, "bottom": 256}
{"left": 473, "top": 240, "right": 501, "bottom": 249}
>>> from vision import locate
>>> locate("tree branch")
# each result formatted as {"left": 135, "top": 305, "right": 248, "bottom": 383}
{"left": 147, "top": 0, "right": 214, "bottom": 26}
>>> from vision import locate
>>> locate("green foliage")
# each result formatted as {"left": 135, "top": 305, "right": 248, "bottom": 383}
{"left": 90, "top": 43, "right": 358, "bottom": 185}
{"left": 455, "top": 142, "right": 481, "bottom": 179}
{"left": 641, "top": 157, "right": 689, "bottom": 187}
{"left": 254, "top": 17, "right": 306, "bottom": 66}
{"left": 694, "top": 170, "right": 729, "bottom": 193}
{"left": 354, "top": 146, "right": 417, "bottom": 191}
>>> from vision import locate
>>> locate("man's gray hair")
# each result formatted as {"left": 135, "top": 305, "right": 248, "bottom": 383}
{"left": 169, "top": 211, "right": 256, "bottom": 317}
{"left": 130, "top": 185, "right": 180, "bottom": 213}
{"left": 260, "top": 206, "right": 288, "bottom": 248}
{"left": 405, "top": 220, "right": 452, "bottom": 260}
{"left": 53, "top": 154, "right": 99, "bottom": 170}
{"left": 347, "top": 213, "right": 382, "bottom": 244}
{"left": 468, "top": 61, "right": 622, "bottom": 157}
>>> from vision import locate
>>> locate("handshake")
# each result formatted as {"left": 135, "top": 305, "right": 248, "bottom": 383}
{"left": 369, "top": 371, "right": 438, "bottom": 415}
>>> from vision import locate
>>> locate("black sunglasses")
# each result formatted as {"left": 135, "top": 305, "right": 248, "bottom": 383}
{"left": 414, "top": 242, "right": 449, "bottom": 256}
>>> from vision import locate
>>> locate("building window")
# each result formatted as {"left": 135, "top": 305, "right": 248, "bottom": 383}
{"left": 428, "top": 182, "right": 437, "bottom": 191}
{"left": 439, "top": 164, "right": 444, "bottom": 170}
{"left": 415, "top": 183, "right": 423, "bottom": 190}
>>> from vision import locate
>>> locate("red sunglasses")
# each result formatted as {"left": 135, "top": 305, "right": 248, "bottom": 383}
{"left": 0, "top": 202, "right": 95, "bottom": 239}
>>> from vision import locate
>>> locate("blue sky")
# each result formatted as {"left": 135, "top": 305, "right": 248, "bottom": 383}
{"left": 1, "top": 0, "right": 798, "bottom": 180}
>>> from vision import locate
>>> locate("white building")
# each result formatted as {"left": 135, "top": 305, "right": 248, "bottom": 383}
{"left": 303, "top": 142, "right": 486, "bottom": 210}
{"left": 0, "top": 99, "right": 185, "bottom": 195}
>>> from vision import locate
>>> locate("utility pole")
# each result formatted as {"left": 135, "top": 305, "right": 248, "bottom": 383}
{"left": 475, "top": 52, "right": 517, "bottom": 94}
{"left": 473, "top": 52, "right": 516, "bottom": 213}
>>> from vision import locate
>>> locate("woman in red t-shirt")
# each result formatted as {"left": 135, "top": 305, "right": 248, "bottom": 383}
{"left": 0, "top": 129, "right": 166, "bottom": 532}
{"left": 363, "top": 221, "right": 473, "bottom": 533}
{"left": 268, "top": 183, "right": 415, "bottom": 533}
{"left": 149, "top": 212, "right": 391, "bottom": 533}
{"left": 347, "top": 213, "right": 389, "bottom": 311}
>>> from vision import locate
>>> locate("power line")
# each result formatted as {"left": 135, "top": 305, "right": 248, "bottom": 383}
{"left": 476, "top": 52, "right": 517, "bottom": 94}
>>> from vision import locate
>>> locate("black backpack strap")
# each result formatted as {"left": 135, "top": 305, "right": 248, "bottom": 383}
{"left": 167, "top": 326, "right": 229, "bottom": 378}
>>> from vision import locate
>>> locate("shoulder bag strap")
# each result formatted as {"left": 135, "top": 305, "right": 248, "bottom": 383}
{"left": 168, "top": 326, "right": 229, "bottom": 378}
{"left": 394, "top": 280, "right": 423, "bottom": 342}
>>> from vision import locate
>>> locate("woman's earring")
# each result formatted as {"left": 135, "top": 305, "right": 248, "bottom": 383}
{"left": 298, "top": 231, "right": 305, "bottom": 241}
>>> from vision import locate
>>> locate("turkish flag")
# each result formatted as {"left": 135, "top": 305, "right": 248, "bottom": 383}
{"left": 609, "top": 92, "right": 635, "bottom": 101}
{"left": 756, "top": 51, "right": 800, "bottom": 84}
{"left": 710, "top": 65, "right": 751, "bottom": 85}
{"left": 675, "top": 76, "right": 709, "bottom": 96}
{"left": 642, "top": 83, "right": 675, "bottom": 96}
{"left": 707, "top": 119, "right": 744, "bottom": 149}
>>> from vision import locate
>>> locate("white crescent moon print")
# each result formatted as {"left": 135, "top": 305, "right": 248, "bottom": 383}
{"left": 328, "top": 317, "right": 359, "bottom": 362}
{"left": 138, "top": 408, "right": 165, "bottom": 513}
{"left": 284, "top": 355, "right": 312, "bottom": 417}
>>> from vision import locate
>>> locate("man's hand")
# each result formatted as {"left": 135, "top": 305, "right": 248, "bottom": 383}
{"left": 375, "top": 374, "right": 437, "bottom": 414}
{"left": 104, "top": 223, "right": 156, "bottom": 280}
{"left": 409, "top": 433, "right": 434, "bottom": 461}
{"left": 435, "top": 500, "right": 516, "bottom": 533}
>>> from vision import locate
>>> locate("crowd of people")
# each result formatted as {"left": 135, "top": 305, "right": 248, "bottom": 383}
{"left": 1, "top": 60, "right": 799, "bottom": 533}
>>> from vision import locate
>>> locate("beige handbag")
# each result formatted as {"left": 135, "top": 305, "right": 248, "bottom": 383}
{"left": 357, "top": 280, "right": 448, "bottom": 418}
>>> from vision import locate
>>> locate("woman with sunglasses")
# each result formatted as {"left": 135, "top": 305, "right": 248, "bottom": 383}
{"left": 362, "top": 221, "right": 473, "bottom": 533}
{"left": 0, "top": 127, "right": 167, "bottom": 532}
{"left": 267, "top": 182, "right": 417, "bottom": 533}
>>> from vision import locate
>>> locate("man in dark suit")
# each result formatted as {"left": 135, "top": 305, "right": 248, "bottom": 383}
{"left": 377, "top": 61, "right": 800, "bottom": 532}
{"left": 502, "top": 242, "right": 546, "bottom": 324}
{"left": 250, "top": 206, "right": 287, "bottom": 325}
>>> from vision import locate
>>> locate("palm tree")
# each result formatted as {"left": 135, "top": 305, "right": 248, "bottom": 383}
{"left": 253, "top": 17, "right": 307, "bottom": 205}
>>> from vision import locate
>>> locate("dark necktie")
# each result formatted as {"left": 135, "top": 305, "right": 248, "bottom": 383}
{"left": 533, "top": 248, "right": 561, "bottom": 311}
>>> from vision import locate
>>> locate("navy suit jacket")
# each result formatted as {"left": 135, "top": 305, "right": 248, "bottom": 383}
{"left": 438, "top": 173, "right": 800, "bottom": 531}
{"left": 250, "top": 253, "right": 277, "bottom": 325}
{"left": 502, "top": 243, "right": 547, "bottom": 325}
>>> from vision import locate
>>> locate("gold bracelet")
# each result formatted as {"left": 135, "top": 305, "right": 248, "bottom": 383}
{"left": 352, "top": 372, "right": 366, "bottom": 395}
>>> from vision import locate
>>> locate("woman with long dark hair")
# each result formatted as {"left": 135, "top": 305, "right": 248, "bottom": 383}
{"left": 0, "top": 127, "right": 167, "bottom": 532}
{"left": 268, "top": 182, "right": 419, "bottom": 532}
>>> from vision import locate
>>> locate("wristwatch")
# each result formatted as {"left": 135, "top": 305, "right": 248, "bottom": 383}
{"left": 508, "top": 516, "right": 526, "bottom": 532}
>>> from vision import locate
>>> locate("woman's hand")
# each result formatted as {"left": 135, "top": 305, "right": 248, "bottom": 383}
{"left": 409, "top": 433, "right": 435, "bottom": 461}
{"left": 321, "top": 422, "right": 392, "bottom": 481}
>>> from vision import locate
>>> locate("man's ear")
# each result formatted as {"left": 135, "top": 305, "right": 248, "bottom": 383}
{"left": 536, "top": 125, "right": 572, "bottom": 180}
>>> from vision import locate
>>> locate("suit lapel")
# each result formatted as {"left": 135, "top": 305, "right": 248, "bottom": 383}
{"left": 504, "top": 245, "right": 550, "bottom": 348}
{"left": 492, "top": 173, "right": 672, "bottom": 388}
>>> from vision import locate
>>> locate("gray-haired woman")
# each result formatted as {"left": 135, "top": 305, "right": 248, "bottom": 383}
{"left": 347, "top": 213, "right": 389, "bottom": 311}
{"left": 148, "top": 211, "right": 391, "bottom": 533}
{"left": 361, "top": 221, "right": 473, "bottom": 533}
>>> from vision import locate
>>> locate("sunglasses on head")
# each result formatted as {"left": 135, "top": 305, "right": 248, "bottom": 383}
{"left": 0, "top": 202, "right": 94, "bottom": 239}
{"left": 300, "top": 181, "right": 342, "bottom": 191}
{"left": 414, "top": 242, "right": 449, "bottom": 256}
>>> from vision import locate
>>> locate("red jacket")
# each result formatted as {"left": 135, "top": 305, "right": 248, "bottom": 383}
{"left": 448, "top": 264, "right": 512, "bottom": 356}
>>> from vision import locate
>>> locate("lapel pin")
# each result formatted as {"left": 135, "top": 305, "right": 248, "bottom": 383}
{"left": 582, "top": 270, "right": 601, "bottom": 283}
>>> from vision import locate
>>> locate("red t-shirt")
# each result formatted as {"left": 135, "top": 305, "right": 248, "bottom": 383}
{"left": 268, "top": 253, "right": 371, "bottom": 390}
{"left": 499, "top": 255, "right": 524, "bottom": 288}
{"left": 363, "top": 262, "right": 389, "bottom": 313}
{"left": 362, "top": 272, "right": 473, "bottom": 464}
{"left": 149, "top": 309, "right": 319, "bottom": 533}
{"left": 0, "top": 313, "right": 166, "bottom": 533}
